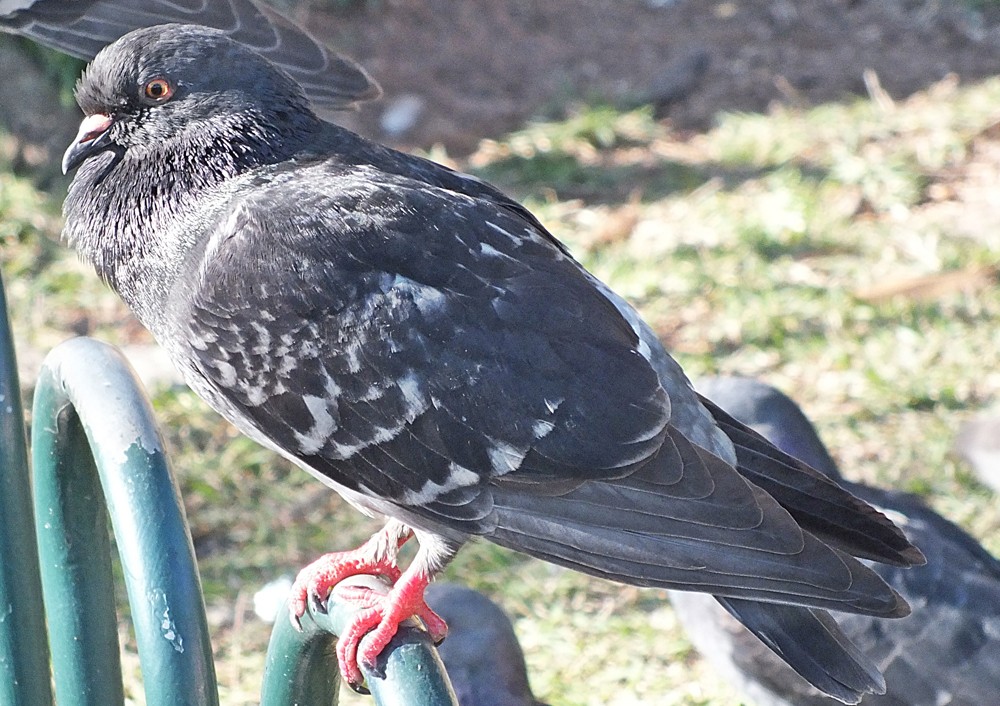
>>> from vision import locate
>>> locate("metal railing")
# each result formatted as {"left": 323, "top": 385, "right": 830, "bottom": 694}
{"left": 1, "top": 273, "right": 53, "bottom": 706}
{"left": 0, "top": 272, "right": 458, "bottom": 705}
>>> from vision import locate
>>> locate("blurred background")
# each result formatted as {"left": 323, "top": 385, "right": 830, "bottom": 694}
{"left": 2, "top": 1, "right": 999, "bottom": 704}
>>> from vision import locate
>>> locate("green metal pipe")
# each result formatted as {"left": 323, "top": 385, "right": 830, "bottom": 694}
{"left": 261, "top": 574, "right": 459, "bottom": 706}
{"left": 31, "top": 337, "right": 219, "bottom": 706}
{"left": 0, "top": 272, "right": 54, "bottom": 706}
{"left": 18, "top": 329, "right": 457, "bottom": 705}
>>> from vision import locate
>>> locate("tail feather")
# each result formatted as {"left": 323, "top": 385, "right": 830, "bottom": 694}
{"left": 490, "top": 422, "right": 909, "bottom": 617}
{"left": 717, "top": 597, "right": 885, "bottom": 704}
{"left": 489, "top": 502, "right": 908, "bottom": 617}
{"left": 481, "top": 387, "right": 922, "bottom": 704}
{"left": 699, "top": 395, "right": 924, "bottom": 567}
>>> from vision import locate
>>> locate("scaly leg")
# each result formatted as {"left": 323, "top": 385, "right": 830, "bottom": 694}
{"left": 332, "top": 559, "right": 448, "bottom": 686}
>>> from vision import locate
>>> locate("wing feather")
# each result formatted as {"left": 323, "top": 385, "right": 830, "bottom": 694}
{"left": 177, "top": 161, "right": 913, "bottom": 638}
{"left": 2, "top": 0, "right": 377, "bottom": 110}
{"left": 700, "top": 394, "right": 924, "bottom": 566}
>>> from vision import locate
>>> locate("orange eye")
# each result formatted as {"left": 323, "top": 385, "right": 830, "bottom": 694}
{"left": 143, "top": 78, "right": 174, "bottom": 102}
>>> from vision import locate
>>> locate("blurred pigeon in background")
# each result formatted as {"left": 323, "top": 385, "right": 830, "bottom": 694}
{"left": 673, "top": 376, "right": 1000, "bottom": 706}
{"left": 426, "top": 584, "right": 546, "bottom": 706}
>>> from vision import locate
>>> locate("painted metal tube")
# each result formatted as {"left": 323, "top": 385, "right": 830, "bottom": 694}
{"left": 261, "top": 574, "right": 459, "bottom": 706}
{"left": 0, "top": 272, "right": 54, "bottom": 706}
{"left": 12, "top": 325, "right": 456, "bottom": 705}
{"left": 31, "top": 337, "right": 219, "bottom": 706}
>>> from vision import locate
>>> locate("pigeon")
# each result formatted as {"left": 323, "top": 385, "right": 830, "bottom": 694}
{"left": 60, "top": 25, "right": 924, "bottom": 700}
{"left": 672, "top": 376, "right": 1000, "bottom": 706}
{"left": 0, "top": 0, "right": 377, "bottom": 112}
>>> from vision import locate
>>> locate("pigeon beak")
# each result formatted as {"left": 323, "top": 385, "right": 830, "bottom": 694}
{"left": 62, "top": 113, "right": 115, "bottom": 174}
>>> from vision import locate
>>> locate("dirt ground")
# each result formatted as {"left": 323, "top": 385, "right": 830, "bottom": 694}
{"left": 4, "top": 0, "right": 1000, "bottom": 170}
{"left": 304, "top": 0, "right": 1000, "bottom": 154}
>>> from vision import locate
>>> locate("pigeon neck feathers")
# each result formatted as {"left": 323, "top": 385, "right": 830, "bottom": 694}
{"left": 62, "top": 23, "right": 322, "bottom": 328}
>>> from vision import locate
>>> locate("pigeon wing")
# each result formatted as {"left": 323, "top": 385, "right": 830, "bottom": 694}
{"left": 178, "top": 162, "right": 911, "bottom": 618}
{"left": 179, "top": 163, "right": 669, "bottom": 528}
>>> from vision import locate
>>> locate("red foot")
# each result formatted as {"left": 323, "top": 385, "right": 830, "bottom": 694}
{"left": 289, "top": 525, "right": 449, "bottom": 689}
{"left": 288, "top": 550, "right": 401, "bottom": 627}
{"left": 332, "top": 570, "right": 448, "bottom": 687}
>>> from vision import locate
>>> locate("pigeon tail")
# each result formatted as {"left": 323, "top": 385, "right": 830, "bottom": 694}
{"left": 718, "top": 597, "right": 885, "bottom": 704}
{"left": 699, "top": 395, "right": 925, "bottom": 569}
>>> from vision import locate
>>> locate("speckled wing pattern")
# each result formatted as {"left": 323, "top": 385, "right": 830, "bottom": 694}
{"left": 0, "top": 0, "right": 377, "bottom": 110}
{"left": 183, "top": 161, "right": 668, "bottom": 526}
{"left": 177, "top": 158, "right": 914, "bottom": 620}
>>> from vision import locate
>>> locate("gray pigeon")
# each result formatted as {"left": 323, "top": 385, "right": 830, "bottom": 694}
{"left": 0, "top": 0, "right": 377, "bottom": 111}
{"left": 674, "top": 377, "right": 1000, "bottom": 706}
{"left": 60, "top": 25, "right": 923, "bottom": 701}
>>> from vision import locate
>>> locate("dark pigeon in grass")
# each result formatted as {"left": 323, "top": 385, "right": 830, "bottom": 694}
{"left": 0, "top": 0, "right": 377, "bottom": 111}
{"left": 60, "top": 25, "right": 924, "bottom": 700}
{"left": 673, "top": 376, "right": 1000, "bottom": 706}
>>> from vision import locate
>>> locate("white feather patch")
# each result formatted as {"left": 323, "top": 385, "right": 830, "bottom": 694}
{"left": 401, "top": 463, "right": 480, "bottom": 506}
{"left": 294, "top": 394, "right": 337, "bottom": 454}
{"left": 488, "top": 440, "right": 527, "bottom": 475}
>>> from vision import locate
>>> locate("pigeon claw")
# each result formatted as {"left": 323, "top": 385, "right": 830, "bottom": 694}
{"left": 331, "top": 570, "right": 446, "bottom": 689}
{"left": 288, "top": 549, "right": 403, "bottom": 631}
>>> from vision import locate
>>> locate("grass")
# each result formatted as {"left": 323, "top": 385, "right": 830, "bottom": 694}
{"left": 2, "top": 73, "right": 1000, "bottom": 705}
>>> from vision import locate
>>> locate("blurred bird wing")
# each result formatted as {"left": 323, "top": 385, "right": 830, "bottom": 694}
{"left": 1, "top": 0, "right": 377, "bottom": 110}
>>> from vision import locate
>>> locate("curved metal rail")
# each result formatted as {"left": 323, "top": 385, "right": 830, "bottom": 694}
{"left": 0, "top": 272, "right": 54, "bottom": 706}
{"left": 0, "top": 270, "right": 457, "bottom": 705}
{"left": 262, "top": 574, "right": 457, "bottom": 705}
{"left": 31, "top": 337, "right": 218, "bottom": 706}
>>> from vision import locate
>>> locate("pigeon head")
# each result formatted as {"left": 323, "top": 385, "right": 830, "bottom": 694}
{"left": 62, "top": 23, "right": 318, "bottom": 176}
{"left": 61, "top": 23, "right": 324, "bottom": 327}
